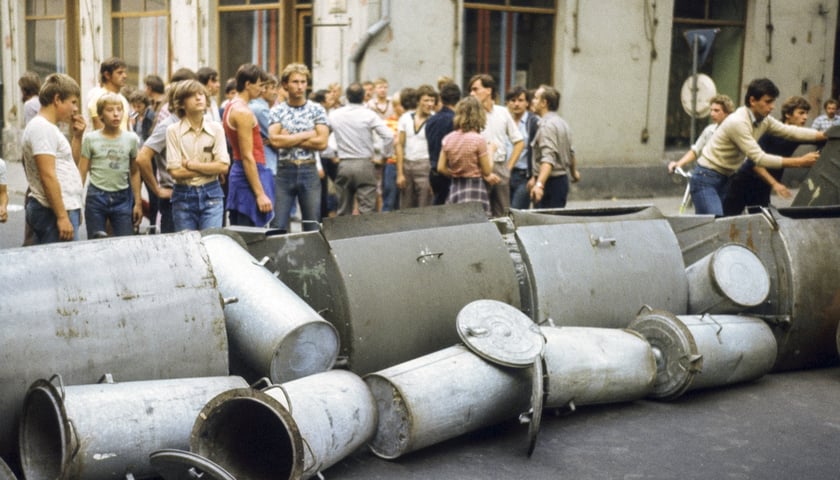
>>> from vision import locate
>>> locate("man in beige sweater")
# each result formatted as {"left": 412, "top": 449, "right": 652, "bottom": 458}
{"left": 689, "top": 78, "right": 826, "bottom": 215}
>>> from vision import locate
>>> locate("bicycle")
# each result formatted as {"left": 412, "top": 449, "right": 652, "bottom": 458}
{"left": 673, "top": 166, "right": 693, "bottom": 214}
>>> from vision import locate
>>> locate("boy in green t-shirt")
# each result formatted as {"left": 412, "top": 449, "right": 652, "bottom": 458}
{"left": 78, "top": 93, "right": 141, "bottom": 238}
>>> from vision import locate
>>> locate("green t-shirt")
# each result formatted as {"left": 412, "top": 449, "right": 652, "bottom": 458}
{"left": 81, "top": 130, "right": 138, "bottom": 191}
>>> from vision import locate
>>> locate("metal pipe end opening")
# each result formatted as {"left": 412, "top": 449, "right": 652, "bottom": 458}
{"left": 19, "top": 381, "right": 67, "bottom": 480}
{"left": 191, "top": 391, "right": 302, "bottom": 480}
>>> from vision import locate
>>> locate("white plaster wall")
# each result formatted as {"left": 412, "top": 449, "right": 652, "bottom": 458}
{"left": 742, "top": 0, "right": 838, "bottom": 115}
{"left": 312, "top": 0, "right": 458, "bottom": 92}
{"left": 554, "top": 0, "right": 676, "bottom": 166}
{"left": 358, "top": 0, "right": 459, "bottom": 92}
{"left": 170, "top": 0, "right": 203, "bottom": 71}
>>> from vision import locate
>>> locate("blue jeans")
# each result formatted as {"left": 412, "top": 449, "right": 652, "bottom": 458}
{"left": 510, "top": 168, "right": 531, "bottom": 210}
{"left": 25, "top": 200, "right": 80, "bottom": 244}
{"left": 85, "top": 184, "right": 134, "bottom": 238}
{"left": 172, "top": 180, "right": 225, "bottom": 231}
{"left": 158, "top": 197, "right": 174, "bottom": 233}
{"left": 535, "top": 175, "right": 570, "bottom": 209}
{"left": 381, "top": 163, "right": 399, "bottom": 211}
{"left": 689, "top": 165, "right": 729, "bottom": 216}
{"left": 274, "top": 162, "right": 321, "bottom": 232}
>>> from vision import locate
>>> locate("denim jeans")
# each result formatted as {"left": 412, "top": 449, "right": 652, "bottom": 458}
{"left": 25, "top": 201, "right": 80, "bottom": 244}
{"left": 381, "top": 163, "right": 399, "bottom": 211}
{"left": 689, "top": 165, "right": 729, "bottom": 216}
{"left": 85, "top": 184, "right": 134, "bottom": 238}
{"left": 509, "top": 168, "right": 531, "bottom": 210}
{"left": 274, "top": 162, "right": 321, "bottom": 232}
{"left": 171, "top": 180, "right": 225, "bottom": 231}
{"left": 158, "top": 197, "right": 174, "bottom": 234}
{"left": 535, "top": 174, "right": 570, "bottom": 209}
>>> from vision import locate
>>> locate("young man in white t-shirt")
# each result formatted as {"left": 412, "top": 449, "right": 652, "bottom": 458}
{"left": 22, "top": 73, "right": 87, "bottom": 243}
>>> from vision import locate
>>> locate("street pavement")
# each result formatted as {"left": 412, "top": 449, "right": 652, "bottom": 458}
{"left": 2, "top": 159, "right": 835, "bottom": 480}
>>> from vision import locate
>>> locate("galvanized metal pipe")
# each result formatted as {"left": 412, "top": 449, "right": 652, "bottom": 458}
{"left": 19, "top": 375, "right": 248, "bottom": 480}
{"left": 191, "top": 370, "right": 376, "bottom": 480}
{"left": 0, "top": 232, "right": 230, "bottom": 461}
{"left": 685, "top": 243, "right": 770, "bottom": 314}
{"left": 669, "top": 211, "right": 840, "bottom": 370}
{"left": 629, "top": 310, "right": 777, "bottom": 400}
{"left": 248, "top": 203, "right": 522, "bottom": 375}
{"left": 513, "top": 217, "right": 688, "bottom": 328}
{"left": 0, "top": 457, "right": 16, "bottom": 480}
{"left": 364, "top": 345, "right": 533, "bottom": 459}
{"left": 540, "top": 326, "right": 656, "bottom": 409}
{"left": 201, "top": 233, "right": 339, "bottom": 382}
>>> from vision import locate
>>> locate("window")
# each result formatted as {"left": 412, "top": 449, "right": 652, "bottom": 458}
{"left": 218, "top": 4, "right": 282, "bottom": 81}
{"left": 216, "top": 1, "right": 312, "bottom": 82}
{"left": 463, "top": 2, "right": 555, "bottom": 100}
{"left": 666, "top": 0, "right": 746, "bottom": 147}
{"left": 25, "top": 0, "right": 68, "bottom": 78}
{"left": 111, "top": 0, "right": 169, "bottom": 86}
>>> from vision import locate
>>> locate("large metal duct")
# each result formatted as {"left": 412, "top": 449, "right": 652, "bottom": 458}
{"left": 512, "top": 210, "right": 688, "bottom": 327}
{"left": 668, "top": 208, "right": 840, "bottom": 371}
{"left": 246, "top": 203, "right": 521, "bottom": 374}
{"left": 0, "top": 232, "right": 230, "bottom": 462}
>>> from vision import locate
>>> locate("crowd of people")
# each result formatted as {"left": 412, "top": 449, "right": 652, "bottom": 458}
{"left": 10, "top": 57, "right": 582, "bottom": 245}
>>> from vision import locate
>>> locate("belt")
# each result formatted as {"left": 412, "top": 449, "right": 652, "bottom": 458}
{"left": 281, "top": 158, "right": 317, "bottom": 166}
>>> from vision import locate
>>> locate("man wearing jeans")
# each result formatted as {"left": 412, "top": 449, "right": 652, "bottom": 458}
{"left": 269, "top": 63, "right": 328, "bottom": 232}
{"left": 166, "top": 80, "right": 230, "bottom": 231}
{"left": 529, "top": 85, "right": 580, "bottom": 209}
{"left": 690, "top": 78, "right": 825, "bottom": 216}
{"left": 22, "top": 73, "right": 87, "bottom": 244}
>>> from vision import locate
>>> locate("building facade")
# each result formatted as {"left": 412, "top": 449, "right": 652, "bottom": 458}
{"left": 2, "top": 0, "right": 838, "bottom": 197}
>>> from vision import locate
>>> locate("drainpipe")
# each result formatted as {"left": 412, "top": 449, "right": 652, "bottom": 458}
{"left": 348, "top": 0, "right": 391, "bottom": 83}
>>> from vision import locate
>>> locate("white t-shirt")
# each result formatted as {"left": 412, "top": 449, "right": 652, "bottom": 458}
{"left": 398, "top": 111, "right": 431, "bottom": 161}
{"left": 482, "top": 104, "right": 523, "bottom": 163}
{"left": 22, "top": 116, "right": 84, "bottom": 210}
{"left": 0, "top": 158, "right": 7, "bottom": 185}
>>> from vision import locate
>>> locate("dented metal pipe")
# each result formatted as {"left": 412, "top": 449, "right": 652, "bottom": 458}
{"left": 191, "top": 370, "right": 376, "bottom": 480}
{"left": 0, "top": 232, "right": 230, "bottom": 462}
{"left": 365, "top": 345, "right": 532, "bottom": 460}
{"left": 540, "top": 326, "right": 656, "bottom": 409}
{"left": 19, "top": 375, "right": 248, "bottom": 480}
{"left": 201, "top": 233, "right": 339, "bottom": 383}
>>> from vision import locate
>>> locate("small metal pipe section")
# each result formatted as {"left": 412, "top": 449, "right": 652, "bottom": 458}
{"left": 19, "top": 375, "right": 248, "bottom": 480}
{"left": 364, "top": 345, "right": 533, "bottom": 460}
{"left": 685, "top": 243, "right": 770, "bottom": 314}
{"left": 629, "top": 309, "right": 777, "bottom": 400}
{"left": 201, "top": 233, "right": 339, "bottom": 383}
{"left": 191, "top": 370, "right": 376, "bottom": 480}
{"left": 540, "top": 326, "right": 656, "bottom": 409}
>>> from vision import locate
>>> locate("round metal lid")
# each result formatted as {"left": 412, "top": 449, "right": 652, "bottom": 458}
{"left": 149, "top": 449, "right": 236, "bottom": 480}
{"left": 457, "top": 299, "right": 544, "bottom": 368}
{"left": 711, "top": 244, "right": 770, "bottom": 307}
{"left": 628, "top": 310, "right": 702, "bottom": 401}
